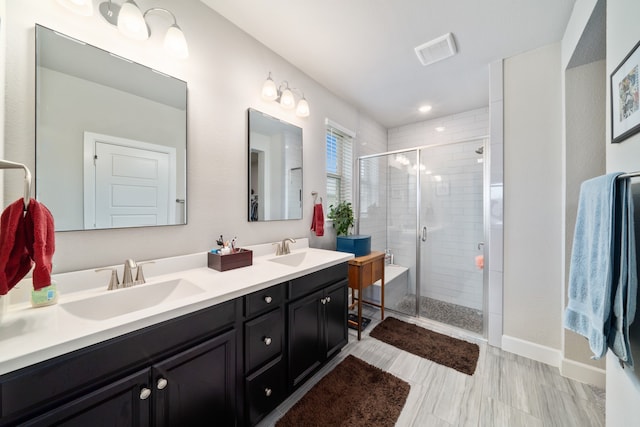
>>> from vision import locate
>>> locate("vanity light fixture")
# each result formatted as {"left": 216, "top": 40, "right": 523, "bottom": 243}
{"left": 261, "top": 72, "right": 310, "bottom": 117}
{"left": 96, "top": 0, "right": 189, "bottom": 59}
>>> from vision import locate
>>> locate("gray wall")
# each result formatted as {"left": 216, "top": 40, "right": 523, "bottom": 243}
{"left": 1, "top": 0, "right": 386, "bottom": 272}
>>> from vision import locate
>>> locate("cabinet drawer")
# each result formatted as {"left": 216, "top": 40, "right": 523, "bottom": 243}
{"left": 246, "top": 357, "right": 286, "bottom": 426}
{"left": 245, "top": 308, "right": 284, "bottom": 373}
{"left": 245, "top": 283, "right": 285, "bottom": 318}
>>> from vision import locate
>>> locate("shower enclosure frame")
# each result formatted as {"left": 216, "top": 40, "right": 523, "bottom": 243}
{"left": 355, "top": 136, "right": 490, "bottom": 337}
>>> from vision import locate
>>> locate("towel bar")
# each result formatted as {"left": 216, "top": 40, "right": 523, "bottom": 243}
{"left": 0, "top": 159, "right": 31, "bottom": 209}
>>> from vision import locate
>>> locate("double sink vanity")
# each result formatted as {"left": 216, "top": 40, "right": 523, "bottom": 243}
{"left": 0, "top": 239, "right": 353, "bottom": 426}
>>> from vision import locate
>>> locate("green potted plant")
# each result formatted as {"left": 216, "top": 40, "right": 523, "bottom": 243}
{"left": 327, "top": 201, "right": 370, "bottom": 257}
{"left": 327, "top": 201, "right": 354, "bottom": 236}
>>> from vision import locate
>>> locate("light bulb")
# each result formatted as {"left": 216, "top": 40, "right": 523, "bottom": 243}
{"left": 117, "top": 0, "right": 149, "bottom": 41}
{"left": 280, "top": 88, "right": 295, "bottom": 109}
{"left": 164, "top": 25, "right": 189, "bottom": 59}
{"left": 296, "top": 97, "right": 310, "bottom": 117}
{"left": 261, "top": 77, "right": 278, "bottom": 101}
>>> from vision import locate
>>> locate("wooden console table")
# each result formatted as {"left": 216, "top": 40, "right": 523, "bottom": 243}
{"left": 348, "top": 251, "right": 385, "bottom": 340}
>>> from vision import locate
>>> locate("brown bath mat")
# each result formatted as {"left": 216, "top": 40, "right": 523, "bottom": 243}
{"left": 275, "top": 355, "right": 410, "bottom": 427}
{"left": 370, "top": 317, "right": 479, "bottom": 375}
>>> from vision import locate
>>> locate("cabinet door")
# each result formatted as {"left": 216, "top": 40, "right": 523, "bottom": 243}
{"left": 288, "top": 289, "right": 323, "bottom": 389}
{"left": 324, "top": 279, "right": 348, "bottom": 360}
{"left": 22, "top": 370, "right": 150, "bottom": 427}
{"left": 153, "top": 329, "right": 237, "bottom": 427}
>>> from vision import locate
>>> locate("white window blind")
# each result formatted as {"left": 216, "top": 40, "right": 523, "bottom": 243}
{"left": 326, "top": 122, "right": 354, "bottom": 209}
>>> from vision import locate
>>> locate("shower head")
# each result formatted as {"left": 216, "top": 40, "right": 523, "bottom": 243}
{"left": 475, "top": 146, "right": 484, "bottom": 155}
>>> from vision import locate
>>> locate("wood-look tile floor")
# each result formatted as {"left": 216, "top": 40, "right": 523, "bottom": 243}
{"left": 257, "top": 308, "right": 605, "bottom": 427}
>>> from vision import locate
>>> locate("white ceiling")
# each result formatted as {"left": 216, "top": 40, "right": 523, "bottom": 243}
{"left": 201, "top": 0, "right": 576, "bottom": 129}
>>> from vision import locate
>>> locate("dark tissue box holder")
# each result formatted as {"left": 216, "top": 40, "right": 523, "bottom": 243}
{"left": 208, "top": 249, "right": 253, "bottom": 271}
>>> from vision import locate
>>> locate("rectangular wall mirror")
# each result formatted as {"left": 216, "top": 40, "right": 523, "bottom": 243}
{"left": 248, "top": 109, "right": 303, "bottom": 221}
{"left": 35, "top": 25, "right": 187, "bottom": 231}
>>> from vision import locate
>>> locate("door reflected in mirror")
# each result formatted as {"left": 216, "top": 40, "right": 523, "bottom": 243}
{"left": 248, "top": 109, "right": 303, "bottom": 221}
{"left": 35, "top": 25, "right": 187, "bottom": 231}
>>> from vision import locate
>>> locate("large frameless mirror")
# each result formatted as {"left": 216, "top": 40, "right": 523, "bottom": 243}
{"left": 35, "top": 24, "right": 187, "bottom": 231}
{"left": 248, "top": 109, "right": 303, "bottom": 221}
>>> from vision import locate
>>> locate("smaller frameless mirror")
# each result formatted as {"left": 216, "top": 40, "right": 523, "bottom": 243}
{"left": 248, "top": 109, "right": 303, "bottom": 221}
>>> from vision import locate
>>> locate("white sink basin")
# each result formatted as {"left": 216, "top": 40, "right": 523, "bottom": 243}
{"left": 268, "top": 252, "right": 307, "bottom": 267}
{"left": 60, "top": 279, "right": 205, "bottom": 321}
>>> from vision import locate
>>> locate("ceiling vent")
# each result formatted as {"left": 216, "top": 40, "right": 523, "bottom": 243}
{"left": 414, "top": 33, "right": 457, "bottom": 66}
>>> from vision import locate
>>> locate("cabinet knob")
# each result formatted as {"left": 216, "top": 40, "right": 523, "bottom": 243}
{"left": 263, "top": 336, "right": 272, "bottom": 346}
{"left": 264, "top": 388, "right": 272, "bottom": 397}
{"left": 140, "top": 387, "right": 152, "bottom": 400}
{"left": 157, "top": 378, "right": 168, "bottom": 390}
{"left": 326, "top": 296, "right": 331, "bottom": 303}
{"left": 264, "top": 296, "right": 273, "bottom": 304}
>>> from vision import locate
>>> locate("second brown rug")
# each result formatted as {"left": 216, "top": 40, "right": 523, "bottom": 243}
{"left": 370, "top": 316, "right": 479, "bottom": 375}
{"left": 276, "top": 354, "right": 410, "bottom": 427}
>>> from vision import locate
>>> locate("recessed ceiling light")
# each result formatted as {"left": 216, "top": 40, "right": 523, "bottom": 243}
{"left": 435, "top": 126, "right": 445, "bottom": 132}
{"left": 419, "top": 105, "right": 432, "bottom": 113}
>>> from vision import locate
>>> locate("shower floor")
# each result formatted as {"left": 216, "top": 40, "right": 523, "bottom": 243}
{"left": 393, "top": 294, "right": 483, "bottom": 334}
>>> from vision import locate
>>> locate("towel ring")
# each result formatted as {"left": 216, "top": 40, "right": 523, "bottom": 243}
{"left": 0, "top": 159, "right": 31, "bottom": 209}
{"left": 311, "top": 191, "right": 323, "bottom": 204}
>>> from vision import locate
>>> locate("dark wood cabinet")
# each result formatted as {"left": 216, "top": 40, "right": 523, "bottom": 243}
{"left": 153, "top": 330, "right": 237, "bottom": 427}
{"left": 23, "top": 370, "right": 150, "bottom": 427}
{"left": 1, "top": 262, "right": 348, "bottom": 427}
{"left": 22, "top": 331, "right": 237, "bottom": 427}
{"left": 288, "top": 278, "right": 348, "bottom": 390}
{"left": 243, "top": 283, "right": 286, "bottom": 426}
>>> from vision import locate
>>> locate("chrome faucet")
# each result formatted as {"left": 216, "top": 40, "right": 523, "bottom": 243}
{"left": 122, "top": 259, "right": 137, "bottom": 287}
{"left": 281, "top": 238, "right": 296, "bottom": 255}
{"left": 272, "top": 238, "right": 296, "bottom": 256}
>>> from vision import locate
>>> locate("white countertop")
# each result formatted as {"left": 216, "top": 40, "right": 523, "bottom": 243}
{"left": 0, "top": 239, "right": 353, "bottom": 375}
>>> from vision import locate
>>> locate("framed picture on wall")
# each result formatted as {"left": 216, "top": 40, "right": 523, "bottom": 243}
{"left": 611, "top": 39, "right": 640, "bottom": 143}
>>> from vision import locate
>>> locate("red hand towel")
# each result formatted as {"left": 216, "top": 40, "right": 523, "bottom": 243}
{"left": 310, "top": 203, "right": 324, "bottom": 237}
{"left": 0, "top": 199, "right": 32, "bottom": 295}
{"left": 25, "top": 199, "right": 55, "bottom": 290}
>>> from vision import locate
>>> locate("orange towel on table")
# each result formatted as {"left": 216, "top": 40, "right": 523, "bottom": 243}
{"left": 0, "top": 198, "right": 55, "bottom": 295}
{"left": 311, "top": 203, "right": 324, "bottom": 237}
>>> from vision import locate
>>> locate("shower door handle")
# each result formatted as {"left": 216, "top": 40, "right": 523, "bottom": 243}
{"left": 421, "top": 226, "right": 427, "bottom": 242}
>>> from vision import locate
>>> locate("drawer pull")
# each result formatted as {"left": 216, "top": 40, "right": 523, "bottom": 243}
{"left": 140, "top": 387, "right": 152, "bottom": 400}
{"left": 264, "top": 296, "right": 273, "bottom": 304}
{"left": 265, "top": 387, "right": 272, "bottom": 397}
{"left": 157, "top": 378, "right": 168, "bottom": 390}
{"left": 263, "top": 336, "right": 272, "bottom": 346}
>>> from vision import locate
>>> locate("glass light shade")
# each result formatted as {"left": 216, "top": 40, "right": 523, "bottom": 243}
{"left": 56, "top": 0, "right": 93, "bottom": 16}
{"left": 296, "top": 97, "right": 310, "bottom": 117}
{"left": 261, "top": 77, "right": 278, "bottom": 101}
{"left": 117, "top": 1, "right": 149, "bottom": 41}
{"left": 164, "top": 25, "right": 189, "bottom": 59}
{"left": 280, "top": 88, "right": 295, "bottom": 109}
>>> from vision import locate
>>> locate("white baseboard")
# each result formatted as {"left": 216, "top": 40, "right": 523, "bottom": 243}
{"left": 502, "top": 335, "right": 606, "bottom": 386}
{"left": 560, "top": 358, "right": 606, "bottom": 388}
{"left": 501, "top": 335, "right": 562, "bottom": 367}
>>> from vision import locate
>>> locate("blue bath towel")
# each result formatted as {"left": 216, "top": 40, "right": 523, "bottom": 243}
{"left": 564, "top": 173, "right": 637, "bottom": 366}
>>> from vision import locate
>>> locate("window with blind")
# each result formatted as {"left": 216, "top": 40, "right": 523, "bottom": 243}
{"left": 326, "top": 124, "right": 353, "bottom": 209}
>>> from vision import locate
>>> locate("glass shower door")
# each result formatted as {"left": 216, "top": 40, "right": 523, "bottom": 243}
{"left": 418, "top": 140, "right": 485, "bottom": 333}
{"left": 358, "top": 151, "right": 418, "bottom": 317}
